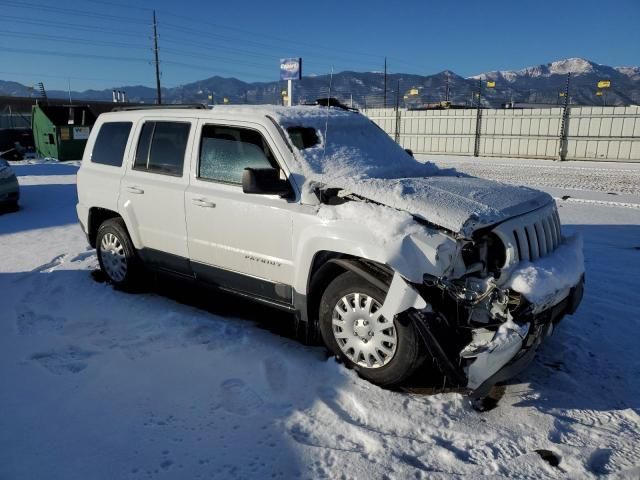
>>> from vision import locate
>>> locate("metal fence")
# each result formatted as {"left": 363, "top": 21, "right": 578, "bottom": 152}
{"left": 0, "top": 113, "right": 31, "bottom": 129}
{"left": 363, "top": 105, "right": 640, "bottom": 162}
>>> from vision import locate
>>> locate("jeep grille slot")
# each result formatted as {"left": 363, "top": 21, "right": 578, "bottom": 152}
{"left": 506, "top": 205, "right": 562, "bottom": 264}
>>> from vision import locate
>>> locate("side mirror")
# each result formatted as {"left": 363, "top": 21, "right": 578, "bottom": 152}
{"left": 404, "top": 148, "right": 414, "bottom": 158}
{"left": 242, "top": 168, "right": 293, "bottom": 197}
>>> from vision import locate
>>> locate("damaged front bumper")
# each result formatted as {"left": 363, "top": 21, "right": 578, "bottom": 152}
{"left": 382, "top": 271, "right": 585, "bottom": 400}
{"left": 465, "top": 274, "right": 584, "bottom": 400}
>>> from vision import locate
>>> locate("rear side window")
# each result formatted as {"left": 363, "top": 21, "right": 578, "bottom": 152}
{"left": 91, "top": 122, "right": 132, "bottom": 166}
{"left": 134, "top": 121, "right": 191, "bottom": 176}
{"left": 199, "top": 125, "right": 276, "bottom": 184}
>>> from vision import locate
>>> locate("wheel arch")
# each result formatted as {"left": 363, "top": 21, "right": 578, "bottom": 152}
{"left": 88, "top": 207, "right": 121, "bottom": 248}
{"left": 302, "top": 250, "right": 394, "bottom": 337}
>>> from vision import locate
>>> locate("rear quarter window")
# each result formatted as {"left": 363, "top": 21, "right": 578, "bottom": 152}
{"left": 287, "top": 127, "right": 319, "bottom": 150}
{"left": 90, "top": 122, "right": 133, "bottom": 167}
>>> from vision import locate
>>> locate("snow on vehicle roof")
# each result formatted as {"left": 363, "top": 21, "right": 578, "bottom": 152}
{"left": 109, "top": 104, "right": 435, "bottom": 184}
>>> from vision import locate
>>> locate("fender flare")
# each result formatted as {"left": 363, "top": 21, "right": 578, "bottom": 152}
{"left": 327, "top": 258, "right": 391, "bottom": 292}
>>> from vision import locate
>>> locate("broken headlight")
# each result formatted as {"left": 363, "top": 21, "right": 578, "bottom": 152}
{"left": 462, "top": 233, "right": 506, "bottom": 278}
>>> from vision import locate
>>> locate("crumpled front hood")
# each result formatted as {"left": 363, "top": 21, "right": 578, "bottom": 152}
{"left": 338, "top": 174, "right": 553, "bottom": 237}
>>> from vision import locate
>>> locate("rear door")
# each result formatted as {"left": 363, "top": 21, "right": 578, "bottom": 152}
{"left": 119, "top": 119, "right": 195, "bottom": 275}
{"left": 185, "top": 120, "right": 296, "bottom": 305}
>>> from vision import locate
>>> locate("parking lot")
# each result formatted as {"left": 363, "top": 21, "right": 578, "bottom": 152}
{"left": 1, "top": 159, "right": 639, "bottom": 479}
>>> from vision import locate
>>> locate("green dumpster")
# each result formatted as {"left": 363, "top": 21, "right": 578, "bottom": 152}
{"left": 32, "top": 104, "right": 97, "bottom": 161}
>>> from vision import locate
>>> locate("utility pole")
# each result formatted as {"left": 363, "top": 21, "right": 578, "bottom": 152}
{"left": 558, "top": 72, "right": 571, "bottom": 161}
{"left": 473, "top": 79, "right": 483, "bottom": 157}
{"left": 394, "top": 80, "right": 401, "bottom": 143}
{"left": 444, "top": 72, "right": 450, "bottom": 102}
{"left": 152, "top": 10, "right": 162, "bottom": 105}
{"left": 383, "top": 56, "right": 387, "bottom": 109}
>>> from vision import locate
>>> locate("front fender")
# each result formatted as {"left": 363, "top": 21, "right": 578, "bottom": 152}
{"left": 292, "top": 212, "right": 460, "bottom": 294}
{"left": 293, "top": 222, "right": 390, "bottom": 294}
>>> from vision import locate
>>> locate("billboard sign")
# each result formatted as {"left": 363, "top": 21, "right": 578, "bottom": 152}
{"left": 597, "top": 80, "right": 611, "bottom": 89}
{"left": 280, "top": 58, "right": 302, "bottom": 81}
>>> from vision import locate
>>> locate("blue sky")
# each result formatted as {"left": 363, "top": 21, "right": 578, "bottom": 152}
{"left": 0, "top": 0, "right": 638, "bottom": 91}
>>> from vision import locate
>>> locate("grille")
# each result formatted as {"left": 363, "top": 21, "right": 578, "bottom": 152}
{"left": 510, "top": 208, "right": 561, "bottom": 262}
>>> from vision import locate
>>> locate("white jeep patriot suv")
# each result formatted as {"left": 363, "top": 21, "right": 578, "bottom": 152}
{"left": 76, "top": 103, "right": 585, "bottom": 400}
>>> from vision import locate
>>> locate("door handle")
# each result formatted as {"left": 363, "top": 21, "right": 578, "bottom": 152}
{"left": 192, "top": 198, "right": 216, "bottom": 208}
{"left": 126, "top": 186, "right": 144, "bottom": 194}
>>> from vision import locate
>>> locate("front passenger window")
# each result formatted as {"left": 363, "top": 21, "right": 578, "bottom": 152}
{"left": 199, "top": 125, "right": 276, "bottom": 184}
{"left": 134, "top": 121, "right": 190, "bottom": 176}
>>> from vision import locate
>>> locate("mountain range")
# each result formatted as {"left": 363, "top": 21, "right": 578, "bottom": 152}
{"left": 1, "top": 58, "right": 638, "bottom": 108}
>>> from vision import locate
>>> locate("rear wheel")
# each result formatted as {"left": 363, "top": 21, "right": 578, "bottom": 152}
{"left": 96, "top": 218, "right": 142, "bottom": 290}
{"left": 319, "top": 271, "right": 424, "bottom": 387}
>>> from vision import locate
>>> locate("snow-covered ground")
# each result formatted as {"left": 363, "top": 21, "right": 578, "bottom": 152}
{"left": 416, "top": 155, "right": 640, "bottom": 201}
{"left": 1, "top": 158, "right": 639, "bottom": 479}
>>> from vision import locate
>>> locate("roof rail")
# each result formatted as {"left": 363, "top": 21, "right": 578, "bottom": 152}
{"left": 307, "top": 97, "right": 359, "bottom": 112}
{"left": 111, "top": 104, "right": 208, "bottom": 112}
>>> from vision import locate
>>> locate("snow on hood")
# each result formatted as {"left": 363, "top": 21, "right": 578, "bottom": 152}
{"left": 272, "top": 107, "right": 551, "bottom": 236}
{"left": 344, "top": 176, "right": 553, "bottom": 237}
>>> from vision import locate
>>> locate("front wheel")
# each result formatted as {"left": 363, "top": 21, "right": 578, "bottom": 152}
{"left": 96, "top": 218, "right": 142, "bottom": 290}
{"left": 319, "top": 271, "right": 425, "bottom": 387}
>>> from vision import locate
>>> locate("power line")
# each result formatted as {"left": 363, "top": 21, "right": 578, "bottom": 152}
{"left": 0, "top": 31, "right": 148, "bottom": 50}
{"left": 85, "top": 0, "right": 405, "bottom": 63}
{"left": 1, "top": 31, "right": 290, "bottom": 78}
{"left": 0, "top": 46, "right": 293, "bottom": 83}
{"left": 0, "top": 16, "right": 147, "bottom": 38}
{"left": 83, "top": 0, "right": 153, "bottom": 12}
{"left": 0, "top": 70, "right": 149, "bottom": 85}
{"left": 0, "top": 16, "right": 387, "bottom": 75}
{"left": 0, "top": 46, "right": 151, "bottom": 64}
{"left": 161, "top": 49, "right": 273, "bottom": 73}
{"left": 161, "top": 60, "right": 281, "bottom": 81}
{"left": 0, "top": 1, "right": 430, "bottom": 92}
{"left": 0, "top": 18, "right": 380, "bottom": 75}
{"left": 158, "top": 34, "right": 346, "bottom": 71}
{"left": 0, "top": 0, "right": 149, "bottom": 25}
{"left": 160, "top": 22, "right": 386, "bottom": 71}
{"left": 2, "top": 0, "right": 423, "bottom": 74}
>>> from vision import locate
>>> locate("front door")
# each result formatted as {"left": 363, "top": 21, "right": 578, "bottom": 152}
{"left": 185, "top": 121, "right": 296, "bottom": 304}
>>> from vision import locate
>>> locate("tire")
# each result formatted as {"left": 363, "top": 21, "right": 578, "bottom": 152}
{"left": 0, "top": 199, "right": 18, "bottom": 213}
{"left": 319, "top": 271, "right": 424, "bottom": 387}
{"left": 96, "top": 218, "right": 142, "bottom": 291}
